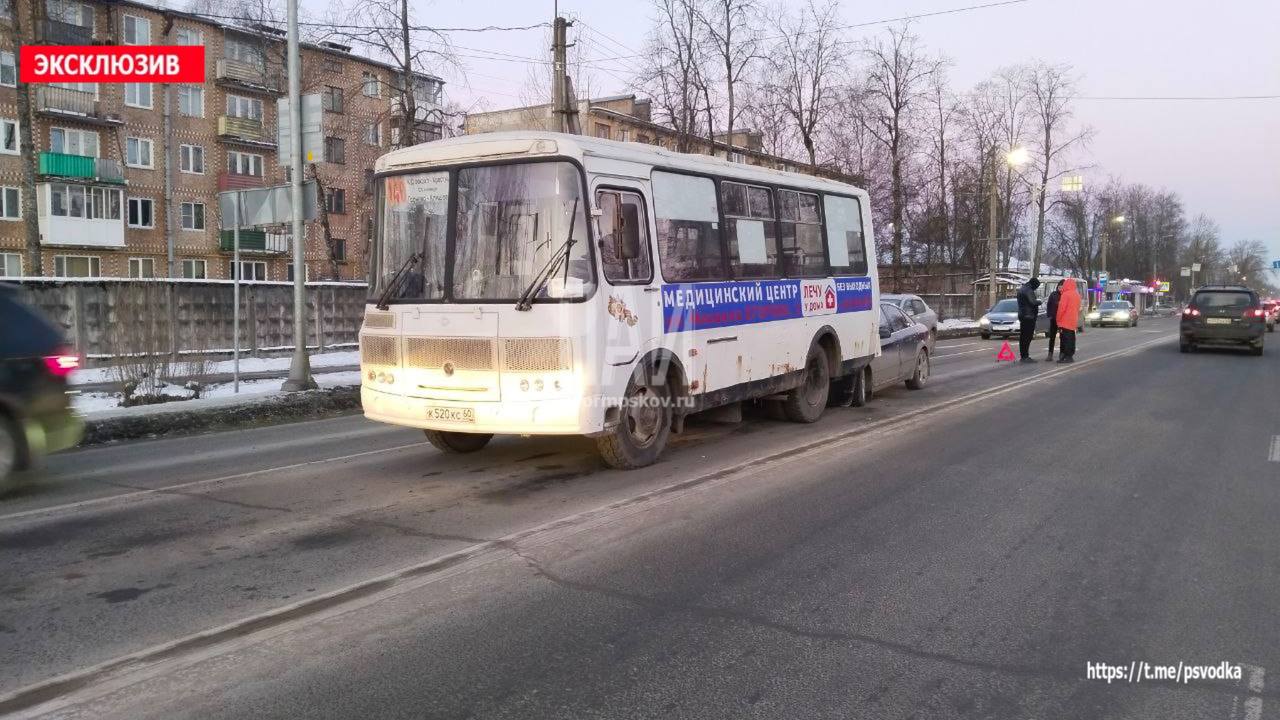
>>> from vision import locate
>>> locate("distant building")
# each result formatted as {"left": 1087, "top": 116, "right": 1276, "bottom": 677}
{"left": 0, "top": 0, "right": 446, "bottom": 281}
{"left": 463, "top": 94, "right": 859, "bottom": 185}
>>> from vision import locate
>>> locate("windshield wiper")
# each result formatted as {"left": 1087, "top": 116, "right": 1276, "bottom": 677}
{"left": 515, "top": 198, "right": 579, "bottom": 312}
{"left": 375, "top": 252, "right": 422, "bottom": 310}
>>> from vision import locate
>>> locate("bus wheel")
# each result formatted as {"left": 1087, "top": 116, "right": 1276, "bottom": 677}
{"left": 782, "top": 347, "right": 830, "bottom": 423}
{"left": 596, "top": 374, "right": 672, "bottom": 470}
{"left": 424, "top": 430, "right": 493, "bottom": 454}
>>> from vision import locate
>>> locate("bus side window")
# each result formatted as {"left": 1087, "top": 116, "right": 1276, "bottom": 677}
{"left": 652, "top": 171, "right": 725, "bottom": 282}
{"left": 823, "top": 194, "right": 868, "bottom": 276}
{"left": 596, "top": 189, "right": 653, "bottom": 284}
{"left": 778, "top": 189, "right": 826, "bottom": 278}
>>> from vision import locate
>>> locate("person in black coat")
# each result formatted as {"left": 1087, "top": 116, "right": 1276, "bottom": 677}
{"left": 1045, "top": 286, "right": 1062, "bottom": 360}
{"left": 1016, "top": 278, "right": 1042, "bottom": 362}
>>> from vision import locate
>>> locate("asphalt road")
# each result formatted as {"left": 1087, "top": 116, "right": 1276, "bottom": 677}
{"left": 3, "top": 317, "right": 1278, "bottom": 719}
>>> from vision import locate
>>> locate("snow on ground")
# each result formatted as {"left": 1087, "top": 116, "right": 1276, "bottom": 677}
{"left": 73, "top": 370, "right": 363, "bottom": 415}
{"left": 938, "top": 318, "right": 981, "bottom": 330}
{"left": 72, "top": 350, "right": 359, "bottom": 385}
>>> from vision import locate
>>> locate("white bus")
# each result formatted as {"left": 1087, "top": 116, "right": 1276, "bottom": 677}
{"left": 360, "top": 131, "right": 881, "bottom": 468}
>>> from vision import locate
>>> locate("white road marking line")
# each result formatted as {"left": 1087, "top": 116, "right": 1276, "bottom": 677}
{"left": 0, "top": 443, "right": 427, "bottom": 524}
{"left": 934, "top": 348, "right": 992, "bottom": 359}
{"left": 1269, "top": 436, "right": 1280, "bottom": 463}
{"left": 936, "top": 341, "right": 981, "bottom": 349}
{"left": 0, "top": 334, "right": 1173, "bottom": 719}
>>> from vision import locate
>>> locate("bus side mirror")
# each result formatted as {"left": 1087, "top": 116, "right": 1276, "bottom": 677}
{"left": 617, "top": 203, "right": 642, "bottom": 260}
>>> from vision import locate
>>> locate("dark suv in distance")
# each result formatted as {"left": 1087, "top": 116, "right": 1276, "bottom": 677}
{"left": 1, "top": 286, "right": 84, "bottom": 487}
{"left": 1180, "top": 285, "right": 1267, "bottom": 355}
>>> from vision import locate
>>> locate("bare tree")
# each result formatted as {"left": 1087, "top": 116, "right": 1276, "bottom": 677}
{"left": 767, "top": 0, "right": 845, "bottom": 168}
{"left": 1021, "top": 61, "right": 1091, "bottom": 277}
{"left": 696, "top": 0, "right": 761, "bottom": 149}
{"left": 639, "top": 0, "right": 715, "bottom": 152}
{"left": 859, "top": 25, "right": 941, "bottom": 287}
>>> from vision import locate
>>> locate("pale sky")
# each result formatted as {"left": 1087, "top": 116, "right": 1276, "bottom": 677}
{"left": 415, "top": 0, "right": 1280, "bottom": 273}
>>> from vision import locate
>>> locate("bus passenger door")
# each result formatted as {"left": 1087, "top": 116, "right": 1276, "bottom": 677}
{"left": 593, "top": 186, "right": 662, "bottom": 381}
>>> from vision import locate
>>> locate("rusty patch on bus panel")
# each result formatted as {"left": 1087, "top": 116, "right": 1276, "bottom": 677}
{"left": 607, "top": 295, "right": 638, "bottom": 327}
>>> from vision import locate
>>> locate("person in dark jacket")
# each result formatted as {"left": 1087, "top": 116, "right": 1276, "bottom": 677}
{"left": 1015, "top": 278, "right": 1042, "bottom": 362}
{"left": 1045, "top": 286, "right": 1062, "bottom": 360}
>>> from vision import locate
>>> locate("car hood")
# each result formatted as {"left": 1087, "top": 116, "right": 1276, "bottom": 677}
{"left": 986, "top": 312, "right": 1018, "bottom": 322}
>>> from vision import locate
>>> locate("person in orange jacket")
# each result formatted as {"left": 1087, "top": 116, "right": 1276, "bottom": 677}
{"left": 1055, "top": 279, "right": 1081, "bottom": 363}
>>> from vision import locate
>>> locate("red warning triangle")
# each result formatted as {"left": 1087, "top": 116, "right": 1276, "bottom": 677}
{"left": 996, "top": 341, "right": 1016, "bottom": 362}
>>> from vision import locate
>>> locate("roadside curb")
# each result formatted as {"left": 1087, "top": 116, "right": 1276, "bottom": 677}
{"left": 937, "top": 327, "right": 982, "bottom": 340}
{"left": 80, "top": 386, "right": 362, "bottom": 446}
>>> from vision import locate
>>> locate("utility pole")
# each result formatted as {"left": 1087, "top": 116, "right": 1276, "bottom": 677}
{"left": 986, "top": 147, "right": 999, "bottom": 309}
{"left": 551, "top": 15, "right": 578, "bottom": 134}
{"left": 11, "top": 0, "right": 42, "bottom": 276}
{"left": 282, "top": 0, "right": 316, "bottom": 391}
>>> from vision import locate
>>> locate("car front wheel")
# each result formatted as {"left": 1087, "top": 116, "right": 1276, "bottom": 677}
{"left": 0, "top": 415, "right": 21, "bottom": 486}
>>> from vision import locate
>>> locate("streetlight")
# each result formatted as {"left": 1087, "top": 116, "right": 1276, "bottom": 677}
{"left": 1006, "top": 146, "right": 1031, "bottom": 168}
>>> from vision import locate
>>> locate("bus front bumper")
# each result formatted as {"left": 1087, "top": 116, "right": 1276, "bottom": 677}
{"left": 361, "top": 386, "right": 602, "bottom": 435}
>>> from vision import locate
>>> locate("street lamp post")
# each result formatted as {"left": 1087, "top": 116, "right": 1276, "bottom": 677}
{"left": 281, "top": 0, "right": 316, "bottom": 392}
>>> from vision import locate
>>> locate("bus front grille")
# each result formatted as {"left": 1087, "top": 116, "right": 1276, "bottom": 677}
{"left": 404, "top": 337, "right": 496, "bottom": 371}
{"left": 361, "top": 334, "right": 399, "bottom": 367}
{"left": 502, "top": 338, "right": 571, "bottom": 372}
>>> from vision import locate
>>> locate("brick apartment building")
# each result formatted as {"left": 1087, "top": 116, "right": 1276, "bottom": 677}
{"left": 0, "top": 0, "right": 445, "bottom": 281}
{"left": 464, "top": 94, "right": 859, "bottom": 185}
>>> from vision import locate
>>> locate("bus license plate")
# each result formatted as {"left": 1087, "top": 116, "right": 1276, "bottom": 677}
{"left": 1206, "top": 318, "right": 1231, "bottom": 325}
{"left": 425, "top": 406, "right": 475, "bottom": 423}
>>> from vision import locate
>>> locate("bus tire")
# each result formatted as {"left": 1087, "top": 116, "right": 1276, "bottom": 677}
{"left": 423, "top": 430, "right": 493, "bottom": 454}
{"left": 782, "top": 346, "right": 829, "bottom": 423}
{"left": 596, "top": 372, "right": 672, "bottom": 470}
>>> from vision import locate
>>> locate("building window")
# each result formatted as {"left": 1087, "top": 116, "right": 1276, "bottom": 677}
{"left": 0, "top": 118, "right": 16, "bottom": 154}
{"left": 321, "top": 85, "right": 344, "bottom": 113}
{"left": 0, "top": 52, "right": 15, "bottom": 87}
{"left": 0, "top": 186, "right": 18, "bottom": 219}
{"left": 128, "top": 257, "right": 155, "bottom": 278}
{"left": 127, "top": 197, "right": 154, "bottom": 228}
{"left": 232, "top": 260, "right": 267, "bottom": 281}
{"left": 286, "top": 263, "right": 309, "bottom": 282}
{"left": 363, "top": 122, "right": 381, "bottom": 147}
{"left": 180, "top": 201, "right": 205, "bottom": 230}
{"left": 54, "top": 255, "right": 100, "bottom": 278}
{"left": 224, "top": 37, "right": 265, "bottom": 68}
{"left": 51, "top": 127, "right": 99, "bottom": 157}
{"left": 324, "top": 137, "right": 345, "bottom": 164}
{"left": 594, "top": 122, "right": 610, "bottom": 139}
{"left": 362, "top": 72, "right": 379, "bottom": 97}
{"left": 322, "top": 58, "right": 341, "bottom": 72}
{"left": 90, "top": 187, "right": 122, "bottom": 219}
{"left": 363, "top": 169, "right": 374, "bottom": 194}
{"left": 181, "top": 258, "right": 206, "bottom": 279}
{"left": 637, "top": 134, "right": 650, "bottom": 144}
{"left": 325, "top": 188, "right": 346, "bottom": 214}
{"left": 179, "top": 144, "right": 204, "bottom": 174}
{"left": 178, "top": 85, "right": 203, "bottom": 117}
{"left": 174, "top": 27, "right": 202, "bottom": 45}
{"left": 226, "top": 94, "right": 263, "bottom": 120}
{"left": 125, "top": 136, "right": 154, "bottom": 168}
{"left": 0, "top": 252, "right": 21, "bottom": 277}
{"left": 227, "top": 151, "right": 264, "bottom": 176}
{"left": 122, "top": 14, "right": 150, "bottom": 44}
{"left": 50, "top": 184, "right": 120, "bottom": 219}
{"left": 46, "top": 0, "right": 93, "bottom": 30}
{"left": 332, "top": 238, "right": 346, "bottom": 262}
{"left": 124, "top": 82, "right": 153, "bottom": 109}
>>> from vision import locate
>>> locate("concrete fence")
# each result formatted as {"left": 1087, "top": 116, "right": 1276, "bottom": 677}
{"left": 7, "top": 278, "right": 369, "bottom": 366}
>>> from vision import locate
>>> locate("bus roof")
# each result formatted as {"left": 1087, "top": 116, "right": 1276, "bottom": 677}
{"left": 375, "top": 131, "right": 867, "bottom": 197}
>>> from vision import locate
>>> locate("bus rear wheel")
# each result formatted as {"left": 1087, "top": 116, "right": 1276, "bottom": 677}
{"left": 782, "top": 347, "right": 830, "bottom": 423}
{"left": 423, "top": 430, "right": 493, "bottom": 454}
{"left": 596, "top": 372, "right": 673, "bottom": 470}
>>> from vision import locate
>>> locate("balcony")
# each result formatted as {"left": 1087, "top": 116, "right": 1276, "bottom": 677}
{"left": 218, "top": 115, "right": 277, "bottom": 148}
{"left": 38, "top": 153, "right": 127, "bottom": 184}
{"left": 217, "top": 172, "right": 265, "bottom": 192}
{"left": 215, "top": 59, "right": 283, "bottom": 94}
{"left": 219, "top": 229, "right": 289, "bottom": 253}
{"left": 38, "top": 19, "right": 94, "bottom": 45}
{"left": 34, "top": 86, "right": 124, "bottom": 127}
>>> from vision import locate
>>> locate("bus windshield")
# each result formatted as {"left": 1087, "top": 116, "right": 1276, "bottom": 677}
{"left": 375, "top": 161, "right": 595, "bottom": 303}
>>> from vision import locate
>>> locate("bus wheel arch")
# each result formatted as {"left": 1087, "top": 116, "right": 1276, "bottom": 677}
{"left": 812, "top": 326, "right": 843, "bottom": 377}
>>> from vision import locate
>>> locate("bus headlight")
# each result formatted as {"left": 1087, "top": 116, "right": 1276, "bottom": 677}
{"left": 534, "top": 379, "right": 544, "bottom": 392}
{"left": 519, "top": 379, "right": 530, "bottom": 392}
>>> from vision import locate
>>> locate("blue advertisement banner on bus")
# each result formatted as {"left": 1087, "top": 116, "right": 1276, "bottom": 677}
{"left": 661, "top": 277, "right": 874, "bottom": 333}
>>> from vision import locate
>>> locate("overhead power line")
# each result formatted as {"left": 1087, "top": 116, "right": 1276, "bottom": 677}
{"left": 181, "top": 12, "right": 549, "bottom": 34}
{"left": 1075, "top": 95, "right": 1280, "bottom": 101}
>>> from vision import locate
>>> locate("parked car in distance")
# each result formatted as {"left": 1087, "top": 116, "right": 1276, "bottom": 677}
{"left": 1180, "top": 285, "right": 1266, "bottom": 355}
{"left": 1087, "top": 299, "right": 1138, "bottom": 328}
{"left": 881, "top": 293, "right": 938, "bottom": 341}
{"left": 978, "top": 298, "right": 1050, "bottom": 340}
{"left": 0, "top": 286, "right": 84, "bottom": 487}
{"left": 872, "top": 302, "right": 932, "bottom": 393}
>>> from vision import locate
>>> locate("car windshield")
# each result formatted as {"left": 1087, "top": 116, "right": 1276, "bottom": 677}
{"left": 373, "top": 161, "right": 595, "bottom": 303}
{"left": 1195, "top": 291, "right": 1252, "bottom": 308}
{"left": 991, "top": 299, "right": 1018, "bottom": 313}
{"left": 1100, "top": 301, "right": 1128, "bottom": 310}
